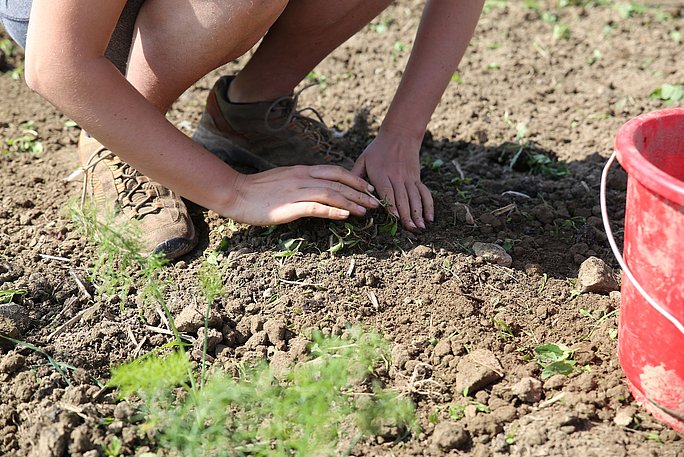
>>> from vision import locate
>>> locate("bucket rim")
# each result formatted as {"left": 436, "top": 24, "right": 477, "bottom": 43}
{"left": 614, "top": 107, "right": 684, "bottom": 207}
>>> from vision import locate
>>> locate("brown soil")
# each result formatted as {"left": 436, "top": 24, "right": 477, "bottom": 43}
{"left": 1, "top": 1, "right": 683, "bottom": 456}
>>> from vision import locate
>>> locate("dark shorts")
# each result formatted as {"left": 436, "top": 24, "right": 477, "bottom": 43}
{"left": 0, "top": 0, "right": 145, "bottom": 74}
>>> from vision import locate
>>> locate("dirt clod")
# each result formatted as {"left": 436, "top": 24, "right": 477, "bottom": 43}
{"left": 613, "top": 406, "right": 637, "bottom": 427}
{"left": 431, "top": 421, "right": 469, "bottom": 451}
{"left": 0, "top": 353, "right": 25, "bottom": 374}
{"left": 472, "top": 243, "right": 512, "bottom": 267}
{"left": 511, "top": 377, "right": 543, "bottom": 404}
{"left": 174, "top": 305, "right": 206, "bottom": 333}
{"left": 577, "top": 256, "right": 619, "bottom": 294}
{"left": 410, "top": 245, "right": 434, "bottom": 259}
{"left": 456, "top": 349, "right": 504, "bottom": 395}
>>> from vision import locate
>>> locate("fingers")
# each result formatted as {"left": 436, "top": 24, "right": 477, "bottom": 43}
{"left": 418, "top": 182, "right": 434, "bottom": 223}
{"left": 272, "top": 202, "right": 350, "bottom": 224}
{"left": 307, "top": 165, "right": 374, "bottom": 194}
{"left": 351, "top": 157, "right": 366, "bottom": 178}
{"left": 391, "top": 182, "right": 420, "bottom": 233}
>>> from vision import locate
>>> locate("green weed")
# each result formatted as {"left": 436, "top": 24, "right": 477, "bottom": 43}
{"left": 0, "top": 289, "right": 26, "bottom": 304}
{"left": 650, "top": 83, "right": 684, "bottom": 104}
{"left": 615, "top": 2, "right": 646, "bottom": 18}
{"left": 2, "top": 121, "right": 43, "bottom": 155}
{"left": 68, "top": 201, "right": 169, "bottom": 310}
{"left": 109, "top": 328, "right": 416, "bottom": 457}
{"left": 534, "top": 343, "right": 576, "bottom": 380}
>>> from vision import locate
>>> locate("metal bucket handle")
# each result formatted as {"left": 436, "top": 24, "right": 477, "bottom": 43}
{"left": 600, "top": 151, "right": 684, "bottom": 336}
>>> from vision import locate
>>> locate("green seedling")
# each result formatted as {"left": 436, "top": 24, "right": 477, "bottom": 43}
{"left": 534, "top": 343, "right": 576, "bottom": 380}
{"left": 306, "top": 71, "right": 328, "bottom": 89}
{"left": 650, "top": 83, "right": 684, "bottom": 104}
{"left": 538, "top": 273, "right": 549, "bottom": 294}
{"left": 451, "top": 72, "right": 463, "bottom": 84}
{"left": 370, "top": 18, "right": 394, "bottom": 34}
{"left": 483, "top": 0, "right": 508, "bottom": 14}
{"left": 103, "top": 436, "right": 123, "bottom": 457}
{"left": 3, "top": 121, "right": 43, "bottom": 155}
{"left": 487, "top": 62, "right": 501, "bottom": 70}
{"left": 431, "top": 158, "right": 445, "bottom": 171}
{"left": 448, "top": 400, "right": 489, "bottom": 421}
{"left": 587, "top": 48, "right": 603, "bottom": 65}
{"left": 391, "top": 41, "right": 408, "bottom": 61}
{"left": 553, "top": 23, "right": 571, "bottom": 41}
{"left": 615, "top": 2, "right": 646, "bottom": 18}
{"left": 110, "top": 328, "right": 416, "bottom": 457}
{"left": 0, "top": 289, "right": 26, "bottom": 304}
{"left": 672, "top": 31, "right": 682, "bottom": 44}
{"left": 494, "top": 319, "right": 515, "bottom": 340}
{"left": 0, "top": 335, "right": 72, "bottom": 385}
{"left": 0, "top": 39, "right": 17, "bottom": 58}
{"left": 275, "top": 238, "right": 307, "bottom": 258}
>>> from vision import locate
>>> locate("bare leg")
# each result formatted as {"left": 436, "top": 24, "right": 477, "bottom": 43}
{"left": 125, "top": 0, "right": 288, "bottom": 113}
{"left": 229, "top": 0, "right": 394, "bottom": 103}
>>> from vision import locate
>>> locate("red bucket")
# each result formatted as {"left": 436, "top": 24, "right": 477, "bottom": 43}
{"left": 601, "top": 107, "right": 684, "bottom": 432}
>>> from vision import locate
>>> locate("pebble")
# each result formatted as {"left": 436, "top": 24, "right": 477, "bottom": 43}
{"left": 543, "top": 374, "right": 566, "bottom": 390}
{"left": 410, "top": 245, "right": 434, "bottom": 259}
{"left": 472, "top": 242, "right": 512, "bottom": 267}
{"left": 577, "top": 256, "right": 619, "bottom": 294}
{"left": 431, "top": 421, "right": 469, "bottom": 451}
{"left": 456, "top": 349, "right": 504, "bottom": 394}
{"left": 524, "top": 263, "right": 544, "bottom": 276}
{"left": 510, "top": 377, "right": 543, "bottom": 404}
{"left": 613, "top": 407, "right": 636, "bottom": 427}
{"left": 0, "top": 303, "right": 30, "bottom": 332}
{"left": 32, "top": 424, "right": 68, "bottom": 457}
{"left": 174, "top": 305, "right": 206, "bottom": 333}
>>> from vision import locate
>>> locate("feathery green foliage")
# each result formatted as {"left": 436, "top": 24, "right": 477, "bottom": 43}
{"left": 111, "top": 328, "right": 416, "bottom": 457}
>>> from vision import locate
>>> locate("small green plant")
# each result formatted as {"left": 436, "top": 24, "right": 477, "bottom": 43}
{"left": 305, "top": 71, "right": 328, "bottom": 89}
{"left": 671, "top": 30, "right": 682, "bottom": 44}
{"left": 650, "top": 83, "right": 684, "bottom": 104}
{"left": 2, "top": 121, "right": 43, "bottom": 155}
{"left": 369, "top": 18, "right": 394, "bottom": 34}
{"left": 527, "top": 152, "right": 569, "bottom": 178}
{"left": 615, "top": 2, "right": 646, "bottom": 18}
{"left": 483, "top": 0, "right": 508, "bottom": 14}
{"left": 274, "top": 237, "right": 307, "bottom": 259}
{"left": 0, "top": 39, "right": 16, "bottom": 58}
{"left": 103, "top": 436, "right": 123, "bottom": 457}
{"left": 0, "top": 289, "right": 26, "bottom": 304}
{"left": 534, "top": 343, "right": 576, "bottom": 380}
{"left": 553, "top": 23, "right": 571, "bottom": 41}
{"left": 448, "top": 400, "right": 489, "bottom": 421}
{"left": 68, "top": 202, "right": 168, "bottom": 305}
{"left": 391, "top": 41, "right": 408, "bottom": 61}
{"left": 110, "top": 328, "right": 416, "bottom": 457}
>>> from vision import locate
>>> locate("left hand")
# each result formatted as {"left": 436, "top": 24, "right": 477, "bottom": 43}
{"left": 352, "top": 131, "right": 434, "bottom": 233}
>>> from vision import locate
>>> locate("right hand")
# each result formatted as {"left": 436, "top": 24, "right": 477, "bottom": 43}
{"left": 224, "top": 165, "right": 380, "bottom": 226}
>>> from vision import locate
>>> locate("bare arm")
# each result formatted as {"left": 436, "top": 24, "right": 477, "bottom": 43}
{"left": 353, "top": 0, "right": 485, "bottom": 231}
{"left": 24, "top": 0, "right": 377, "bottom": 225}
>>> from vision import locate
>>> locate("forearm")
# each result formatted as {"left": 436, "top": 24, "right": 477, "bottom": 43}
{"left": 28, "top": 56, "right": 241, "bottom": 216}
{"left": 381, "top": 0, "right": 484, "bottom": 140}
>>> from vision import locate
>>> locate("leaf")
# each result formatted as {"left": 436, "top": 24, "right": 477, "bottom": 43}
{"left": 541, "top": 360, "right": 576, "bottom": 380}
{"left": 534, "top": 343, "right": 571, "bottom": 365}
{"left": 109, "top": 350, "right": 192, "bottom": 398}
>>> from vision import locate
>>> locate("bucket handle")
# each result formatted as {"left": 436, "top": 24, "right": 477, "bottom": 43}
{"left": 600, "top": 151, "right": 684, "bottom": 336}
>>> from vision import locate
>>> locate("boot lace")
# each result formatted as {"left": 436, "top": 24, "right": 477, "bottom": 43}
{"left": 264, "top": 83, "right": 348, "bottom": 163}
{"left": 81, "top": 147, "right": 164, "bottom": 219}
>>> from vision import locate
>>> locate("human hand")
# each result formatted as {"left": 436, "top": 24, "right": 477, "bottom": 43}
{"left": 351, "top": 132, "right": 434, "bottom": 233}
{"left": 225, "top": 165, "right": 380, "bottom": 226}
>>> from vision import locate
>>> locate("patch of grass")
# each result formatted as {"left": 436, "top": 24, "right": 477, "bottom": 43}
{"left": 305, "top": 71, "right": 328, "bottom": 90}
{"left": 483, "top": 0, "right": 508, "bottom": 14}
{"left": 615, "top": 2, "right": 646, "bottom": 18}
{"left": 553, "top": 23, "right": 572, "bottom": 41}
{"left": 109, "top": 328, "right": 416, "bottom": 457}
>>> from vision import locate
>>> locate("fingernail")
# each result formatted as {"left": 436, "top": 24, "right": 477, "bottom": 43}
{"left": 357, "top": 205, "right": 367, "bottom": 214}
{"left": 418, "top": 221, "right": 426, "bottom": 230}
{"left": 367, "top": 184, "right": 375, "bottom": 192}
{"left": 339, "top": 209, "right": 350, "bottom": 218}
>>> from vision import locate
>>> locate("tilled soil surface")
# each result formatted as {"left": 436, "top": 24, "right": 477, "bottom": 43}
{"left": 1, "top": 1, "right": 683, "bottom": 456}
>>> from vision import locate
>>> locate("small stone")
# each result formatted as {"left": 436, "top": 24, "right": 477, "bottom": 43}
{"left": 472, "top": 243, "right": 512, "bottom": 267}
{"left": 174, "top": 305, "right": 206, "bottom": 333}
{"left": 543, "top": 374, "right": 566, "bottom": 390}
{"left": 524, "top": 263, "right": 543, "bottom": 276}
{"left": 614, "top": 407, "right": 636, "bottom": 427}
{"left": 0, "top": 303, "right": 30, "bottom": 332}
{"left": 269, "top": 350, "right": 292, "bottom": 380}
{"left": 456, "top": 349, "right": 504, "bottom": 394}
{"left": 433, "top": 339, "right": 452, "bottom": 358}
{"left": 0, "top": 353, "right": 25, "bottom": 374}
{"left": 431, "top": 421, "right": 469, "bottom": 451}
{"left": 262, "top": 288, "right": 273, "bottom": 299}
{"left": 511, "top": 377, "right": 543, "bottom": 404}
{"left": 411, "top": 245, "right": 434, "bottom": 259}
{"left": 577, "top": 256, "right": 619, "bottom": 294}
{"left": 365, "top": 272, "right": 380, "bottom": 287}
{"left": 68, "top": 425, "right": 92, "bottom": 454}
{"left": 279, "top": 265, "right": 297, "bottom": 280}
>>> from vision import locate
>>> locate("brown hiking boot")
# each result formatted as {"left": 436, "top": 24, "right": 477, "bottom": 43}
{"left": 78, "top": 131, "right": 198, "bottom": 260}
{"left": 192, "top": 75, "right": 354, "bottom": 171}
